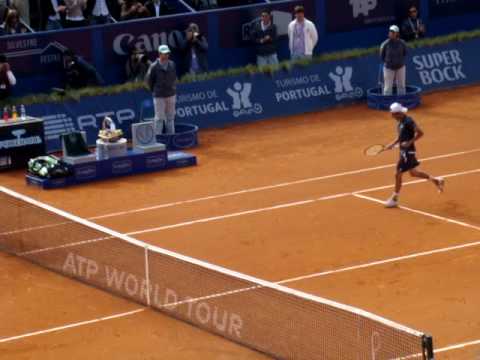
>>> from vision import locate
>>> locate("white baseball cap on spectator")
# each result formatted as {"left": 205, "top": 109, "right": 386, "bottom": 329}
{"left": 389, "top": 25, "right": 400, "bottom": 33}
{"left": 390, "top": 102, "right": 408, "bottom": 113}
{"left": 158, "top": 45, "right": 171, "bottom": 54}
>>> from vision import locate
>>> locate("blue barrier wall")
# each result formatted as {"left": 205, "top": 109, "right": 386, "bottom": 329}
{"left": 24, "top": 36, "right": 480, "bottom": 153}
{"left": 2, "top": 0, "right": 480, "bottom": 97}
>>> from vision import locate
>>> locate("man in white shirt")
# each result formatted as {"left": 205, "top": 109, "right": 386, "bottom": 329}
{"left": 288, "top": 5, "right": 318, "bottom": 60}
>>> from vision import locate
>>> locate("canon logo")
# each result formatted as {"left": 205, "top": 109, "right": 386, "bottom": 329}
{"left": 112, "top": 31, "right": 184, "bottom": 56}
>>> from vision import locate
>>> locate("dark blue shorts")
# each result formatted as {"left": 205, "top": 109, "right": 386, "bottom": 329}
{"left": 397, "top": 152, "right": 420, "bottom": 173}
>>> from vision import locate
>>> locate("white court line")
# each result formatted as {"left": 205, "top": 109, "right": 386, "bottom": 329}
{"left": 353, "top": 193, "right": 480, "bottom": 232}
{"left": 434, "top": 338, "right": 480, "bottom": 353}
{"left": 127, "top": 168, "right": 480, "bottom": 236}
{"left": 0, "top": 308, "right": 145, "bottom": 343}
{"left": 278, "top": 238, "right": 480, "bottom": 285}
{"left": 90, "top": 148, "right": 480, "bottom": 220}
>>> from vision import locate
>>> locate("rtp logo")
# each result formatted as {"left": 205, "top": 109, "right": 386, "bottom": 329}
{"left": 349, "top": 0, "right": 377, "bottom": 18}
{"left": 226, "top": 82, "right": 263, "bottom": 118}
{"left": 328, "top": 66, "right": 363, "bottom": 101}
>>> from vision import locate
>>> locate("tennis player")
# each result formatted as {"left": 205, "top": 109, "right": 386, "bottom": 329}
{"left": 384, "top": 102, "right": 444, "bottom": 208}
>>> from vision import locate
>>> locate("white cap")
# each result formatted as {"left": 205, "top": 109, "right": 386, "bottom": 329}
{"left": 390, "top": 102, "right": 408, "bottom": 113}
{"left": 389, "top": 25, "right": 400, "bottom": 33}
{"left": 158, "top": 45, "right": 171, "bottom": 54}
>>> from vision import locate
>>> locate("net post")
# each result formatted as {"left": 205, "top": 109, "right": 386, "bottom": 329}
{"left": 422, "top": 334, "right": 434, "bottom": 360}
{"left": 144, "top": 245, "right": 151, "bottom": 307}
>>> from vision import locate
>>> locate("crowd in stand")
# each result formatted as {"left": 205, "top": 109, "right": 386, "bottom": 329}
{"left": 0, "top": 3, "right": 428, "bottom": 100}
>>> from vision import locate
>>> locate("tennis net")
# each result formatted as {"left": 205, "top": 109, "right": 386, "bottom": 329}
{"left": 0, "top": 186, "right": 434, "bottom": 360}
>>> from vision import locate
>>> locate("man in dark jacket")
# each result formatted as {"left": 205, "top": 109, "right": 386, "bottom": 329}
{"left": 62, "top": 49, "right": 104, "bottom": 89}
{"left": 40, "top": 0, "right": 66, "bottom": 30}
{"left": 85, "top": 0, "right": 120, "bottom": 24}
{"left": 380, "top": 25, "right": 408, "bottom": 95}
{"left": 401, "top": 6, "right": 426, "bottom": 42}
{"left": 146, "top": 45, "right": 177, "bottom": 134}
{"left": 179, "top": 23, "right": 208, "bottom": 75}
{"left": 144, "top": 0, "right": 172, "bottom": 18}
{"left": 250, "top": 10, "right": 278, "bottom": 66}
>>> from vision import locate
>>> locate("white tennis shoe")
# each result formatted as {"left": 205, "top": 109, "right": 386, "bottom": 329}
{"left": 435, "top": 177, "right": 445, "bottom": 193}
{"left": 384, "top": 196, "right": 398, "bottom": 208}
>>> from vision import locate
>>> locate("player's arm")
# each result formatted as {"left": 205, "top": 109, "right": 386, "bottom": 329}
{"left": 385, "top": 138, "right": 399, "bottom": 150}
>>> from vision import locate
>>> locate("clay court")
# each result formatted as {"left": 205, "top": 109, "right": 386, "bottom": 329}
{"left": 1, "top": 84, "right": 480, "bottom": 359}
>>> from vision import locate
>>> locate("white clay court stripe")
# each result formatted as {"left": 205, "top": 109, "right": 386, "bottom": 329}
{"left": 278, "top": 238, "right": 480, "bottom": 285}
{"left": 353, "top": 193, "right": 480, "bottom": 232}
{"left": 0, "top": 308, "right": 145, "bottom": 343}
{"left": 127, "top": 168, "right": 480, "bottom": 236}
{"left": 90, "top": 148, "right": 480, "bottom": 220}
{"left": 434, "top": 338, "right": 480, "bottom": 353}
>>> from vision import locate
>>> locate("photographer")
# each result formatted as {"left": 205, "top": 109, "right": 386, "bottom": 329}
{"left": 125, "top": 47, "right": 151, "bottom": 82}
{"left": 179, "top": 23, "right": 208, "bottom": 76}
{"left": 62, "top": 49, "right": 104, "bottom": 89}
{"left": 0, "top": 54, "right": 16, "bottom": 99}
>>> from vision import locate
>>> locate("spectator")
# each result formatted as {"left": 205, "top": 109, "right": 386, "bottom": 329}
{"left": 179, "top": 22, "right": 208, "bottom": 75}
{"left": 120, "top": 0, "right": 149, "bottom": 21}
{"left": 125, "top": 47, "right": 151, "bottom": 82}
{"left": 380, "top": 25, "right": 408, "bottom": 95}
{"left": 250, "top": 10, "right": 278, "bottom": 67}
{"left": 0, "top": 4, "right": 8, "bottom": 24}
{"left": 64, "top": 0, "right": 87, "bottom": 28}
{"left": 86, "top": 0, "right": 120, "bottom": 25}
{"left": 1, "top": 9, "right": 27, "bottom": 35}
{"left": 288, "top": 5, "right": 318, "bottom": 60}
{"left": 40, "top": 0, "right": 66, "bottom": 31}
{"left": 146, "top": 45, "right": 177, "bottom": 135}
{"left": 62, "top": 49, "right": 104, "bottom": 89}
{"left": 144, "top": 0, "right": 172, "bottom": 17}
{"left": 190, "top": 0, "right": 217, "bottom": 11}
{"left": 0, "top": 54, "right": 16, "bottom": 99}
{"left": 401, "top": 5, "right": 426, "bottom": 42}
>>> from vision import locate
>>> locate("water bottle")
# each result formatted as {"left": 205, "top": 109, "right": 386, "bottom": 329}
{"left": 11, "top": 105, "right": 17, "bottom": 120}
{"left": 20, "top": 104, "right": 26, "bottom": 120}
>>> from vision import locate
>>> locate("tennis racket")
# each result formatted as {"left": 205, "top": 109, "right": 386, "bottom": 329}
{"left": 364, "top": 144, "right": 386, "bottom": 156}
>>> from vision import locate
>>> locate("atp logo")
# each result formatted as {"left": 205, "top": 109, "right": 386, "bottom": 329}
{"left": 328, "top": 66, "right": 363, "bottom": 101}
{"left": 226, "top": 82, "right": 263, "bottom": 118}
{"left": 349, "top": 0, "right": 377, "bottom": 18}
